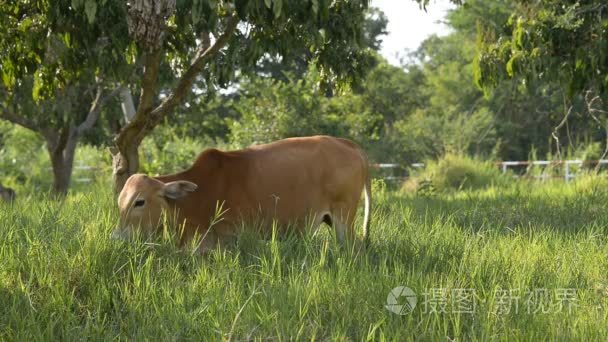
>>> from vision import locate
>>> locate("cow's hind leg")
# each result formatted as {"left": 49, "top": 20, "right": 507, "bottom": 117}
{"left": 331, "top": 204, "right": 356, "bottom": 244}
{"left": 309, "top": 211, "right": 332, "bottom": 233}
{"left": 334, "top": 218, "right": 349, "bottom": 243}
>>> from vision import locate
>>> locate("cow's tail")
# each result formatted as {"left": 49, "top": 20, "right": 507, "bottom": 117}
{"left": 362, "top": 154, "right": 372, "bottom": 243}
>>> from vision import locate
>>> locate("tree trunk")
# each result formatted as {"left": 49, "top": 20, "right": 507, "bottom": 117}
{"left": 109, "top": 10, "right": 239, "bottom": 194}
{"left": 111, "top": 49, "right": 161, "bottom": 194}
{"left": 2, "top": 87, "right": 118, "bottom": 197}
{"left": 111, "top": 140, "right": 141, "bottom": 194}
{"left": 49, "top": 152, "right": 73, "bottom": 196}
{"left": 45, "top": 126, "right": 78, "bottom": 196}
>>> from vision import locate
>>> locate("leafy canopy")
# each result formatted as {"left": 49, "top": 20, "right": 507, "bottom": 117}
{"left": 475, "top": 0, "right": 608, "bottom": 97}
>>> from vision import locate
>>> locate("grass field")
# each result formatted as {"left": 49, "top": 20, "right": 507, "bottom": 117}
{"left": 2, "top": 178, "right": 608, "bottom": 340}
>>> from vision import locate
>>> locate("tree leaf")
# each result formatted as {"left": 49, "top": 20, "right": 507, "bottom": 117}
{"left": 273, "top": 0, "right": 282, "bottom": 18}
{"left": 32, "top": 72, "right": 43, "bottom": 102}
{"left": 264, "top": 0, "right": 272, "bottom": 9}
{"left": 318, "top": 28, "right": 326, "bottom": 42}
{"left": 84, "top": 0, "right": 97, "bottom": 24}
{"left": 1, "top": 60, "right": 14, "bottom": 88}
{"left": 192, "top": 0, "right": 201, "bottom": 24}
{"left": 235, "top": 0, "right": 249, "bottom": 20}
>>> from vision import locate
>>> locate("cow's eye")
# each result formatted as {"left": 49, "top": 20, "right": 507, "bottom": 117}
{"left": 134, "top": 199, "right": 145, "bottom": 208}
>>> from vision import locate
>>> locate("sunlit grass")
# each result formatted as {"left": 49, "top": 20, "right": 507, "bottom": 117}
{"left": 2, "top": 177, "right": 608, "bottom": 339}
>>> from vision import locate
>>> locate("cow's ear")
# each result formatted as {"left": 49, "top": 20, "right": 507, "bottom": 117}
{"left": 163, "top": 181, "right": 198, "bottom": 199}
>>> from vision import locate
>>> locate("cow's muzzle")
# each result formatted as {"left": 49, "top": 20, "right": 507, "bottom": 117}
{"left": 111, "top": 227, "right": 128, "bottom": 240}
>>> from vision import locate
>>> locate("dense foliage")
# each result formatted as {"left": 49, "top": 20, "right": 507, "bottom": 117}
{"left": 0, "top": 0, "right": 389, "bottom": 193}
{"left": 402, "top": 153, "right": 510, "bottom": 193}
{"left": 475, "top": 0, "right": 608, "bottom": 160}
{"left": 476, "top": 0, "right": 608, "bottom": 97}
{"left": 213, "top": 0, "right": 607, "bottom": 163}
{"left": 1, "top": 0, "right": 608, "bottom": 189}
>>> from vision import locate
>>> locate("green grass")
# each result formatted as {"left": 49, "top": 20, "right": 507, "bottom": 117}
{"left": 2, "top": 178, "right": 608, "bottom": 340}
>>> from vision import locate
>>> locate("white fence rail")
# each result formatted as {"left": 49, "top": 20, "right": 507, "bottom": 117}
{"left": 498, "top": 160, "right": 608, "bottom": 182}
{"left": 372, "top": 160, "right": 608, "bottom": 183}
{"left": 47, "top": 165, "right": 101, "bottom": 183}
{"left": 370, "top": 163, "right": 421, "bottom": 182}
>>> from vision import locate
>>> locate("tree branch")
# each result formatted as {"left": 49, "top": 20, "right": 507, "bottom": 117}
{"left": 551, "top": 104, "right": 574, "bottom": 159}
{"left": 119, "top": 86, "right": 137, "bottom": 123}
{"left": 115, "top": 49, "right": 163, "bottom": 148}
{"left": 148, "top": 13, "right": 239, "bottom": 124}
{"left": 0, "top": 107, "right": 43, "bottom": 134}
{"left": 76, "top": 85, "right": 122, "bottom": 135}
{"left": 46, "top": 125, "right": 71, "bottom": 158}
{"left": 116, "top": 13, "right": 239, "bottom": 148}
{"left": 584, "top": 91, "right": 608, "bottom": 169}
{"left": 199, "top": 31, "right": 211, "bottom": 58}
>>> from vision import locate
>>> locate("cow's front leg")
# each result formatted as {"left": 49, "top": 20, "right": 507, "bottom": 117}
{"left": 192, "top": 228, "right": 220, "bottom": 255}
{"left": 194, "top": 225, "right": 237, "bottom": 255}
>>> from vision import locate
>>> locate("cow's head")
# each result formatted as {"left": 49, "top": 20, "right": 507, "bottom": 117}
{"left": 112, "top": 174, "right": 198, "bottom": 240}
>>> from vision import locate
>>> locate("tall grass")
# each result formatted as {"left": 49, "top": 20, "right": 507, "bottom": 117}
{"left": 2, "top": 177, "right": 608, "bottom": 339}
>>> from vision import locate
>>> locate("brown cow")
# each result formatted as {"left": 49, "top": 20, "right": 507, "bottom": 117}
{"left": 0, "top": 183, "right": 16, "bottom": 203}
{"left": 112, "top": 135, "right": 372, "bottom": 253}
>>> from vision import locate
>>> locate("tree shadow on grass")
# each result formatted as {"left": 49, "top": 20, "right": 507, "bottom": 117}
{"left": 395, "top": 188, "right": 608, "bottom": 237}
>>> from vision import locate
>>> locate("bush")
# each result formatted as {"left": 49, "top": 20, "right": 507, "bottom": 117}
{"left": 139, "top": 126, "right": 207, "bottom": 175}
{"left": 402, "top": 153, "right": 509, "bottom": 193}
{"left": 390, "top": 107, "right": 497, "bottom": 163}
{"left": 227, "top": 70, "right": 382, "bottom": 151}
{"left": 569, "top": 173, "right": 608, "bottom": 193}
{"left": 0, "top": 122, "right": 49, "bottom": 189}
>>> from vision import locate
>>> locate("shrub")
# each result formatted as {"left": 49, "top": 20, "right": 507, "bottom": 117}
{"left": 390, "top": 107, "right": 497, "bottom": 164}
{"left": 0, "top": 122, "right": 49, "bottom": 189}
{"left": 402, "top": 153, "right": 509, "bottom": 193}
{"left": 227, "top": 70, "right": 382, "bottom": 151}
{"left": 139, "top": 127, "right": 206, "bottom": 176}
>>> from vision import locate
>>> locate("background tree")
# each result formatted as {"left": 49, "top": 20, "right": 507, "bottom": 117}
{"left": 0, "top": 82, "right": 119, "bottom": 195}
{"left": 227, "top": 68, "right": 382, "bottom": 149}
{"left": 196, "top": 0, "right": 587, "bottom": 164}
{"left": 0, "top": 1, "right": 124, "bottom": 195}
{"left": 250, "top": 7, "right": 389, "bottom": 83}
{"left": 161, "top": 7, "right": 391, "bottom": 144}
{"left": 83, "top": 0, "right": 380, "bottom": 193}
{"left": 475, "top": 0, "right": 608, "bottom": 97}
{"left": 0, "top": 0, "right": 385, "bottom": 193}
{"left": 475, "top": 0, "right": 608, "bottom": 158}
